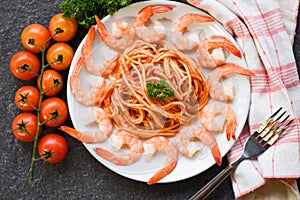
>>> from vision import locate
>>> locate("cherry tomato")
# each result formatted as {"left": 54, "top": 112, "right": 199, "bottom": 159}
{"left": 40, "top": 97, "right": 68, "bottom": 127}
{"left": 12, "top": 113, "right": 41, "bottom": 142}
{"left": 49, "top": 13, "right": 78, "bottom": 42}
{"left": 38, "top": 133, "right": 68, "bottom": 163}
{"left": 46, "top": 43, "right": 74, "bottom": 71}
{"left": 21, "top": 24, "right": 51, "bottom": 53}
{"left": 15, "top": 86, "right": 40, "bottom": 111}
{"left": 10, "top": 51, "right": 40, "bottom": 80}
{"left": 37, "top": 69, "right": 63, "bottom": 96}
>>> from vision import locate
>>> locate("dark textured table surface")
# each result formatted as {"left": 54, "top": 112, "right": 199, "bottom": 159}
{"left": 1, "top": 1, "right": 299, "bottom": 199}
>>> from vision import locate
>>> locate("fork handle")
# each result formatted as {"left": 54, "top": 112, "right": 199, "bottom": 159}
{"left": 189, "top": 164, "right": 235, "bottom": 200}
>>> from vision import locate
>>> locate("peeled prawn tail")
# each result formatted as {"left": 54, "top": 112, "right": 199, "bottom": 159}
{"left": 95, "top": 15, "right": 108, "bottom": 39}
{"left": 94, "top": 147, "right": 143, "bottom": 166}
{"left": 69, "top": 55, "right": 84, "bottom": 92}
{"left": 148, "top": 4, "right": 174, "bottom": 13}
{"left": 59, "top": 126, "right": 109, "bottom": 143}
{"left": 143, "top": 136, "right": 178, "bottom": 185}
{"left": 174, "top": 14, "right": 214, "bottom": 31}
{"left": 147, "top": 158, "right": 177, "bottom": 185}
{"left": 226, "top": 123, "right": 236, "bottom": 141}
{"left": 220, "top": 36, "right": 243, "bottom": 59}
{"left": 210, "top": 143, "right": 222, "bottom": 166}
{"left": 136, "top": 5, "right": 174, "bottom": 23}
{"left": 225, "top": 105, "right": 237, "bottom": 141}
{"left": 196, "top": 127, "right": 222, "bottom": 166}
{"left": 218, "top": 63, "right": 255, "bottom": 77}
{"left": 59, "top": 126, "right": 82, "bottom": 141}
{"left": 82, "top": 25, "right": 96, "bottom": 57}
{"left": 226, "top": 120, "right": 237, "bottom": 141}
{"left": 94, "top": 131, "right": 143, "bottom": 165}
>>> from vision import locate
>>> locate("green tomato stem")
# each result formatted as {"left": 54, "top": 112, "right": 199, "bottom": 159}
{"left": 29, "top": 48, "right": 45, "bottom": 182}
{"left": 29, "top": 31, "right": 59, "bottom": 181}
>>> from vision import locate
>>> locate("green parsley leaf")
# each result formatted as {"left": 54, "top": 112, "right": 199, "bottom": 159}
{"left": 59, "top": 0, "right": 132, "bottom": 29}
{"left": 146, "top": 79, "right": 175, "bottom": 100}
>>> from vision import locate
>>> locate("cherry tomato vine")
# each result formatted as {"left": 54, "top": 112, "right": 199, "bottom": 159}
{"left": 10, "top": 13, "right": 78, "bottom": 181}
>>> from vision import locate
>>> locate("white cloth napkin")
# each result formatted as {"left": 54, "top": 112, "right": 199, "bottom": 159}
{"left": 186, "top": 0, "right": 300, "bottom": 199}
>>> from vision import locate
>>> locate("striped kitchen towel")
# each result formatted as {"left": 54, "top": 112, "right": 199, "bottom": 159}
{"left": 187, "top": 0, "right": 300, "bottom": 199}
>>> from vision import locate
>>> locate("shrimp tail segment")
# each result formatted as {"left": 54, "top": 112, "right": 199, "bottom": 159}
{"left": 226, "top": 121, "right": 236, "bottom": 141}
{"left": 82, "top": 25, "right": 96, "bottom": 57}
{"left": 69, "top": 55, "right": 84, "bottom": 91}
{"left": 196, "top": 127, "right": 222, "bottom": 166}
{"left": 135, "top": 4, "right": 174, "bottom": 27}
{"left": 138, "top": 4, "right": 174, "bottom": 15}
{"left": 225, "top": 106, "right": 238, "bottom": 141}
{"left": 222, "top": 37, "right": 243, "bottom": 58}
{"left": 174, "top": 14, "right": 214, "bottom": 31}
{"left": 143, "top": 136, "right": 178, "bottom": 185}
{"left": 94, "top": 147, "right": 141, "bottom": 166}
{"left": 211, "top": 143, "right": 222, "bottom": 166}
{"left": 95, "top": 15, "right": 107, "bottom": 37}
{"left": 94, "top": 131, "right": 143, "bottom": 166}
{"left": 59, "top": 126, "right": 82, "bottom": 142}
{"left": 219, "top": 63, "right": 255, "bottom": 76}
{"left": 147, "top": 159, "right": 177, "bottom": 185}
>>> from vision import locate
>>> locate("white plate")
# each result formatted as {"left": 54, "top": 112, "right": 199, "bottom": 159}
{"left": 67, "top": 0, "right": 251, "bottom": 183}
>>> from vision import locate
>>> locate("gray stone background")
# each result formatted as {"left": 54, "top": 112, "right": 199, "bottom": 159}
{"left": 0, "top": 0, "right": 299, "bottom": 199}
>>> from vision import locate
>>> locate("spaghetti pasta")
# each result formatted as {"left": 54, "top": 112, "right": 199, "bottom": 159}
{"left": 100, "top": 40, "right": 209, "bottom": 138}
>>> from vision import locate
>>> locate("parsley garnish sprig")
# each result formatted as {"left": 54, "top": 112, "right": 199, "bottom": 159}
{"left": 59, "top": 0, "right": 132, "bottom": 29}
{"left": 146, "top": 79, "right": 175, "bottom": 100}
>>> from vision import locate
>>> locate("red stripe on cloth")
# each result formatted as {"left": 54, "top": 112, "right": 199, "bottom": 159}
{"left": 251, "top": 0, "right": 295, "bottom": 96}
{"left": 275, "top": 128, "right": 300, "bottom": 145}
{"left": 244, "top": 8, "right": 285, "bottom": 37}
{"left": 276, "top": 62, "right": 300, "bottom": 86}
{"left": 224, "top": 18, "right": 252, "bottom": 39}
{"left": 250, "top": 62, "right": 300, "bottom": 93}
{"left": 233, "top": 3, "right": 294, "bottom": 101}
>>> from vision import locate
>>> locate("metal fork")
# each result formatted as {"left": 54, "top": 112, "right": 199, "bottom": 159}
{"left": 189, "top": 107, "right": 294, "bottom": 200}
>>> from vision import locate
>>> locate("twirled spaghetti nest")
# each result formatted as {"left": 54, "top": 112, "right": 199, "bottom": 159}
{"left": 99, "top": 40, "right": 209, "bottom": 138}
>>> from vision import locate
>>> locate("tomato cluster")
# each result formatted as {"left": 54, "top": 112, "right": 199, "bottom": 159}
{"left": 10, "top": 13, "right": 78, "bottom": 165}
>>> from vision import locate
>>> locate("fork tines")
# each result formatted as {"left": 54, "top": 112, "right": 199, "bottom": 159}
{"left": 253, "top": 107, "right": 294, "bottom": 148}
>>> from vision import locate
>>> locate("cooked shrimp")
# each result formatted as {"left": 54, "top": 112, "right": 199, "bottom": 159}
{"left": 59, "top": 107, "right": 113, "bottom": 143}
{"left": 174, "top": 125, "right": 222, "bottom": 165}
{"left": 134, "top": 5, "right": 174, "bottom": 43}
{"left": 94, "top": 131, "right": 143, "bottom": 165}
{"left": 170, "top": 13, "right": 214, "bottom": 51}
{"left": 200, "top": 101, "right": 237, "bottom": 141}
{"left": 197, "top": 35, "right": 242, "bottom": 68}
{"left": 207, "top": 63, "right": 255, "bottom": 101}
{"left": 82, "top": 25, "right": 119, "bottom": 77}
{"left": 200, "top": 101, "right": 226, "bottom": 132}
{"left": 69, "top": 55, "right": 106, "bottom": 106}
{"left": 173, "top": 126, "right": 202, "bottom": 157}
{"left": 224, "top": 105, "right": 237, "bottom": 141}
{"left": 143, "top": 136, "right": 178, "bottom": 185}
{"left": 95, "top": 16, "right": 135, "bottom": 51}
